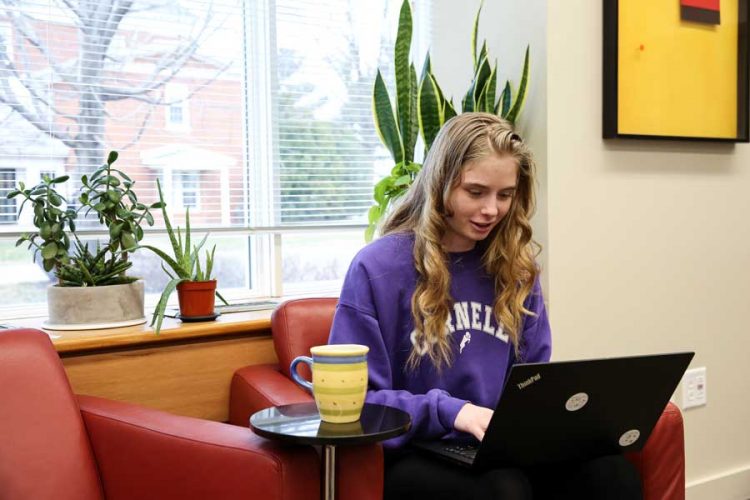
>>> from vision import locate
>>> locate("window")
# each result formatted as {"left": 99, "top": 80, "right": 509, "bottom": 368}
{"left": 174, "top": 171, "right": 200, "bottom": 210}
{"left": 0, "top": 0, "right": 425, "bottom": 315}
{"left": 0, "top": 169, "right": 16, "bottom": 224}
{"left": 165, "top": 83, "right": 190, "bottom": 132}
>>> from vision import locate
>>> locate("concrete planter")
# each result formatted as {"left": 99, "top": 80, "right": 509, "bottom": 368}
{"left": 44, "top": 280, "right": 147, "bottom": 331}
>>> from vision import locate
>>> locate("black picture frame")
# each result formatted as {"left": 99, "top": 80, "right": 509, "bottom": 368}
{"left": 603, "top": 0, "right": 750, "bottom": 142}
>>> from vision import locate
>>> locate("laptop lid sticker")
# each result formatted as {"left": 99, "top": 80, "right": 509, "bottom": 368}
{"left": 619, "top": 429, "right": 641, "bottom": 447}
{"left": 565, "top": 392, "right": 589, "bottom": 411}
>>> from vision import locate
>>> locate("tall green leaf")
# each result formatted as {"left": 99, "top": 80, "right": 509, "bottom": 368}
{"left": 505, "top": 45, "right": 530, "bottom": 124}
{"left": 372, "top": 70, "right": 404, "bottom": 163}
{"left": 150, "top": 277, "right": 187, "bottom": 335}
{"left": 477, "top": 41, "right": 488, "bottom": 75}
{"left": 418, "top": 73, "right": 442, "bottom": 151}
{"left": 471, "top": 0, "right": 484, "bottom": 70}
{"left": 156, "top": 179, "right": 182, "bottom": 261}
{"left": 472, "top": 55, "right": 492, "bottom": 111}
{"left": 405, "top": 63, "right": 419, "bottom": 162}
{"left": 394, "top": 0, "right": 413, "bottom": 162}
{"left": 444, "top": 98, "right": 457, "bottom": 122}
{"left": 137, "top": 244, "right": 189, "bottom": 279}
{"left": 498, "top": 80, "right": 512, "bottom": 117}
{"left": 484, "top": 64, "right": 497, "bottom": 112}
{"left": 420, "top": 52, "right": 432, "bottom": 83}
{"left": 184, "top": 207, "right": 191, "bottom": 263}
{"left": 462, "top": 90, "right": 474, "bottom": 113}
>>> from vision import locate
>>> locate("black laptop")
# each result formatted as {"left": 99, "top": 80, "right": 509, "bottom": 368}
{"left": 412, "top": 352, "right": 694, "bottom": 469}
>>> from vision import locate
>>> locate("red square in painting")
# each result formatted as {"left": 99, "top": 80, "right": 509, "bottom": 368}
{"left": 681, "top": 0, "right": 721, "bottom": 24}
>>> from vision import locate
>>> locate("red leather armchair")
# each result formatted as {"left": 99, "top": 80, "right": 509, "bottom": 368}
{"left": 0, "top": 328, "right": 319, "bottom": 500}
{"left": 231, "top": 297, "right": 688, "bottom": 500}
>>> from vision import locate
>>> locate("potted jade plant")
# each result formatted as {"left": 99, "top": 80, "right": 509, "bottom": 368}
{"left": 138, "top": 178, "right": 228, "bottom": 334}
{"left": 6, "top": 151, "right": 161, "bottom": 329}
{"left": 366, "top": 0, "right": 530, "bottom": 240}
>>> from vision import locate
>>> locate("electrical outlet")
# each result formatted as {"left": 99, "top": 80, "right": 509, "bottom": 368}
{"left": 681, "top": 367, "right": 707, "bottom": 410}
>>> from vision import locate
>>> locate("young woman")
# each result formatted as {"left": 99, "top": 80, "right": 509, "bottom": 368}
{"left": 329, "top": 113, "right": 642, "bottom": 500}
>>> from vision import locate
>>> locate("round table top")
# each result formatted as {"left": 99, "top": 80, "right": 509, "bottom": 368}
{"left": 250, "top": 402, "right": 411, "bottom": 446}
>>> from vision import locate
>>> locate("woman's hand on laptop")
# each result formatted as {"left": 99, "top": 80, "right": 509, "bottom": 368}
{"left": 454, "top": 403, "right": 493, "bottom": 441}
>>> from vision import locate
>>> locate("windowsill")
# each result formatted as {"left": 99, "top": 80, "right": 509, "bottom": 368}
{"left": 3, "top": 308, "right": 275, "bottom": 355}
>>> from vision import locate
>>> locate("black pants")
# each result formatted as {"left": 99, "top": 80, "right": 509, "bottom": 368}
{"left": 384, "top": 450, "right": 643, "bottom": 500}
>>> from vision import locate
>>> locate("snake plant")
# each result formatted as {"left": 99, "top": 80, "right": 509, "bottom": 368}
{"left": 367, "top": 0, "right": 530, "bottom": 241}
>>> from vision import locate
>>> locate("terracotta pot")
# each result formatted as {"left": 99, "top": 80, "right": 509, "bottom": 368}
{"left": 176, "top": 280, "right": 217, "bottom": 317}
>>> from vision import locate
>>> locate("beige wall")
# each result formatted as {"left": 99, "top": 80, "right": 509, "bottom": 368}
{"left": 547, "top": 1, "right": 750, "bottom": 498}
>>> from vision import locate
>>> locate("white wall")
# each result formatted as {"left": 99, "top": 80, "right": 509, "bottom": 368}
{"left": 547, "top": 1, "right": 750, "bottom": 498}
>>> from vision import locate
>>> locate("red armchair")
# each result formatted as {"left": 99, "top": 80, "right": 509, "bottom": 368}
{"left": 0, "top": 328, "right": 319, "bottom": 500}
{"left": 230, "top": 297, "right": 688, "bottom": 500}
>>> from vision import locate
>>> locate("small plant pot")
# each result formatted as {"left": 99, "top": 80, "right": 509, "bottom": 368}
{"left": 176, "top": 280, "right": 217, "bottom": 318}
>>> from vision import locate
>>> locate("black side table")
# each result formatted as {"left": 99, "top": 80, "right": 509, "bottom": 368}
{"left": 250, "top": 402, "right": 411, "bottom": 500}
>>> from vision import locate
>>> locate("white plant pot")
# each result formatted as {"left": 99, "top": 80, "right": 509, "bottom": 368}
{"left": 44, "top": 280, "right": 147, "bottom": 331}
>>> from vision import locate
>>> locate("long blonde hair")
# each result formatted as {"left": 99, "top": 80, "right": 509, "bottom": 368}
{"left": 382, "top": 112, "right": 540, "bottom": 370}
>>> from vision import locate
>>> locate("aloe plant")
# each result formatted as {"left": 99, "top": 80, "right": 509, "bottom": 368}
{"left": 57, "top": 239, "right": 137, "bottom": 287}
{"left": 137, "top": 178, "right": 228, "bottom": 334}
{"left": 367, "top": 0, "right": 530, "bottom": 241}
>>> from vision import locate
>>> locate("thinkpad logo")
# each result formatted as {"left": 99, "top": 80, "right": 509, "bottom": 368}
{"left": 517, "top": 373, "right": 541, "bottom": 390}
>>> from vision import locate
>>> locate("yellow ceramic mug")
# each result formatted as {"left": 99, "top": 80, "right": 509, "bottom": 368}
{"left": 290, "top": 344, "right": 369, "bottom": 423}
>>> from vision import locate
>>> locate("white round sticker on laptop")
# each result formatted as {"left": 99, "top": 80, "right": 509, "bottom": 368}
{"left": 619, "top": 429, "right": 641, "bottom": 447}
{"left": 565, "top": 392, "right": 589, "bottom": 411}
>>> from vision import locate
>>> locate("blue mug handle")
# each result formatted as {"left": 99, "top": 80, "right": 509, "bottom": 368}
{"left": 290, "top": 356, "right": 313, "bottom": 392}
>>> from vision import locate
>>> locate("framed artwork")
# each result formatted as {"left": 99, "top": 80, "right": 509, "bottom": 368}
{"left": 603, "top": 0, "right": 749, "bottom": 142}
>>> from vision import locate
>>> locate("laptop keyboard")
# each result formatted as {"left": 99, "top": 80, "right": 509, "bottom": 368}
{"left": 443, "top": 444, "right": 479, "bottom": 460}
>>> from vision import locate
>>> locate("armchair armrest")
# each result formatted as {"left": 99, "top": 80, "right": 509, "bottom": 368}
{"left": 78, "top": 395, "right": 319, "bottom": 500}
{"left": 229, "top": 363, "right": 313, "bottom": 427}
{"left": 625, "top": 402, "right": 685, "bottom": 500}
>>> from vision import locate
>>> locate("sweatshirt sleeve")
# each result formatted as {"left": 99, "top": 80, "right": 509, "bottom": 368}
{"left": 519, "top": 276, "right": 552, "bottom": 363}
{"left": 329, "top": 259, "right": 468, "bottom": 448}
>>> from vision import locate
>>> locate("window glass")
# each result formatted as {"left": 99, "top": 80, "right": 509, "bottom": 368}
{"left": 282, "top": 231, "right": 363, "bottom": 295}
{"left": 0, "top": 0, "right": 412, "bottom": 314}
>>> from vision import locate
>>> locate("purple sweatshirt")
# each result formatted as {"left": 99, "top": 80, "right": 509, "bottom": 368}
{"left": 329, "top": 233, "right": 551, "bottom": 448}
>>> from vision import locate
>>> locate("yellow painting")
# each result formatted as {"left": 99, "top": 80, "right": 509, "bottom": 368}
{"left": 604, "top": 0, "right": 748, "bottom": 141}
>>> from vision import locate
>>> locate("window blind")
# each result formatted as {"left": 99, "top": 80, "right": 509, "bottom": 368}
{"left": 0, "top": 0, "right": 410, "bottom": 312}
{"left": 0, "top": 0, "right": 401, "bottom": 233}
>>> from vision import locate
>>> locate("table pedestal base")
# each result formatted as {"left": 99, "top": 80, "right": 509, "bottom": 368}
{"left": 323, "top": 444, "right": 336, "bottom": 500}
